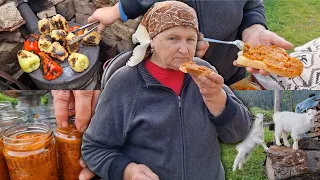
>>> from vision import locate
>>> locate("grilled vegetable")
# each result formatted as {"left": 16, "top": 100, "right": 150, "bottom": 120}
{"left": 50, "top": 42, "right": 68, "bottom": 61}
{"left": 51, "top": 29, "right": 67, "bottom": 42}
{"left": 38, "top": 52, "right": 63, "bottom": 80}
{"left": 17, "top": 50, "right": 40, "bottom": 73}
{"left": 38, "top": 34, "right": 53, "bottom": 53}
{"left": 69, "top": 26, "right": 84, "bottom": 36}
{"left": 82, "top": 29, "right": 101, "bottom": 45}
{"left": 51, "top": 14, "right": 69, "bottom": 31}
{"left": 64, "top": 32, "right": 79, "bottom": 54}
{"left": 68, "top": 53, "right": 89, "bottom": 72}
{"left": 24, "top": 34, "right": 40, "bottom": 55}
{"left": 38, "top": 18, "right": 52, "bottom": 35}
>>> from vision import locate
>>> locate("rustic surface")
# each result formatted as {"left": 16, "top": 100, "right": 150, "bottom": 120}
{"left": 299, "top": 138, "right": 320, "bottom": 150}
{"left": 266, "top": 145, "right": 320, "bottom": 180}
{"left": 37, "top": 6, "right": 57, "bottom": 19}
{"left": 56, "top": 0, "right": 75, "bottom": 20}
{"left": 0, "top": 1, "right": 25, "bottom": 31}
{"left": 266, "top": 146, "right": 308, "bottom": 180}
{"left": 0, "top": 31, "right": 23, "bottom": 42}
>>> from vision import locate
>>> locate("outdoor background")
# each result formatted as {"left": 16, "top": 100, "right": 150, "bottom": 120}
{"left": 220, "top": 1, "right": 320, "bottom": 179}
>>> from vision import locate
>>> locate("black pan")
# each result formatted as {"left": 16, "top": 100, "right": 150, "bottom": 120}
{"left": 29, "top": 22, "right": 100, "bottom": 89}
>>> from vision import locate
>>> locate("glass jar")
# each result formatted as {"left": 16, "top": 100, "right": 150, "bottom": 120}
{"left": 2, "top": 123, "right": 58, "bottom": 180}
{"left": 0, "top": 101, "right": 12, "bottom": 112}
{"left": 0, "top": 112, "right": 25, "bottom": 180}
{"left": 55, "top": 111, "right": 83, "bottom": 180}
{"left": 32, "top": 106, "right": 56, "bottom": 129}
{"left": 0, "top": 128, "right": 10, "bottom": 180}
{"left": 0, "top": 110, "right": 28, "bottom": 123}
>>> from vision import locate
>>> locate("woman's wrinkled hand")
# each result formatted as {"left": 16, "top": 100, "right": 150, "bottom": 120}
{"left": 192, "top": 73, "right": 227, "bottom": 116}
{"left": 192, "top": 73, "right": 224, "bottom": 98}
{"left": 123, "top": 163, "right": 159, "bottom": 180}
{"left": 196, "top": 32, "right": 210, "bottom": 58}
{"left": 78, "top": 158, "right": 96, "bottom": 180}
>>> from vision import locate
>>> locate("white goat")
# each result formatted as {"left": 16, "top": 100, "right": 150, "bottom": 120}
{"left": 232, "top": 113, "right": 268, "bottom": 171}
{"left": 273, "top": 109, "right": 317, "bottom": 150}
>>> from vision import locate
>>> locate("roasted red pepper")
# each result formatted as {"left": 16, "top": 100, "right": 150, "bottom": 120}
{"left": 24, "top": 34, "right": 41, "bottom": 55}
{"left": 69, "top": 26, "right": 84, "bottom": 36}
{"left": 38, "top": 52, "right": 63, "bottom": 80}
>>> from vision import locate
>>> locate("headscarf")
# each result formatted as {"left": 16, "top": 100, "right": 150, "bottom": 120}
{"left": 127, "top": 1, "right": 199, "bottom": 67}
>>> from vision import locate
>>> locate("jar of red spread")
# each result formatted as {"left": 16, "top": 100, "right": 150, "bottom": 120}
{"left": 2, "top": 123, "right": 58, "bottom": 180}
{"left": 0, "top": 112, "right": 25, "bottom": 180}
{"left": 55, "top": 110, "right": 83, "bottom": 180}
{"left": 0, "top": 128, "right": 10, "bottom": 180}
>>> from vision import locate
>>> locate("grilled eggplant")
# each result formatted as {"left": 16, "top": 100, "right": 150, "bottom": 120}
{"left": 38, "top": 35, "right": 53, "bottom": 53}
{"left": 38, "top": 18, "right": 52, "bottom": 35}
{"left": 64, "top": 32, "right": 79, "bottom": 54}
{"left": 50, "top": 42, "right": 68, "bottom": 61}
{"left": 51, "top": 14, "right": 69, "bottom": 31}
{"left": 51, "top": 29, "right": 67, "bottom": 42}
{"left": 82, "top": 29, "right": 101, "bottom": 45}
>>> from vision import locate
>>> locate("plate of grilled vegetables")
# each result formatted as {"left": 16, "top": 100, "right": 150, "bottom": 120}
{"left": 17, "top": 14, "right": 101, "bottom": 89}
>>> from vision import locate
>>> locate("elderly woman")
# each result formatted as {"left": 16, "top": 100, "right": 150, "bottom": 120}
{"left": 81, "top": 1, "right": 251, "bottom": 180}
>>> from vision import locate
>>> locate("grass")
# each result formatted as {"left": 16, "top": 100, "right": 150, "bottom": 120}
{"left": 264, "top": 0, "right": 320, "bottom": 48}
{"left": 249, "top": 107, "right": 274, "bottom": 122}
{"left": 221, "top": 1, "right": 320, "bottom": 177}
{"left": 221, "top": 128, "right": 274, "bottom": 180}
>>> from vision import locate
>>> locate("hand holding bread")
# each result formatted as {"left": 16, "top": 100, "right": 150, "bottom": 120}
{"left": 236, "top": 45, "right": 303, "bottom": 78}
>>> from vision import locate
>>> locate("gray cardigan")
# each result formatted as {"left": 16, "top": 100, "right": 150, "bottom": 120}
{"left": 82, "top": 58, "right": 252, "bottom": 180}
{"left": 119, "top": 0, "right": 267, "bottom": 85}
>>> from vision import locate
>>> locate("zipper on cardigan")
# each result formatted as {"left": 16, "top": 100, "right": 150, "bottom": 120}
{"left": 178, "top": 96, "right": 181, "bottom": 107}
{"left": 177, "top": 95, "right": 185, "bottom": 180}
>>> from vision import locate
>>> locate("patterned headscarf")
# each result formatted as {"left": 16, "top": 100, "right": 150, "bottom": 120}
{"left": 127, "top": 1, "right": 199, "bottom": 66}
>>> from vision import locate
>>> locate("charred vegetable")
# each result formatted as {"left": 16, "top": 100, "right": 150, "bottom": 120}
{"left": 17, "top": 50, "right": 40, "bottom": 73}
{"left": 38, "top": 34, "right": 53, "bottom": 53}
{"left": 50, "top": 42, "right": 68, "bottom": 61}
{"left": 38, "top": 52, "right": 63, "bottom": 80}
{"left": 38, "top": 18, "right": 52, "bottom": 35}
{"left": 51, "top": 29, "right": 67, "bottom": 42}
{"left": 64, "top": 32, "right": 79, "bottom": 54}
{"left": 24, "top": 34, "right": 40, "bottom": 55}
{"left": 82, "top": 29, "right": 101, "bottom": 45}
{"left": 51, "top": 14, "right": 69, "bottom": 31}
{"left": 68, "top": 53, "right": 89, "bottom": 72}
{"left": 69, "top": 26, "right": 84, "bottom": 36}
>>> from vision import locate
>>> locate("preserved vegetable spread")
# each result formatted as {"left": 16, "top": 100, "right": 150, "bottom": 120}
{"left": 3, "top": 123, "right": 58, "bottom": 180}
{"left": 55, "top": 124, "right": 83, "bottom": 180}
{"left": 0, "top": 114, "right": 25, "bottom": 180}
{"left": 0, "top": 129, "right": 10, "bottom": 180}
{"left": 243, "top": 45, "right": 303, "bottom": 75}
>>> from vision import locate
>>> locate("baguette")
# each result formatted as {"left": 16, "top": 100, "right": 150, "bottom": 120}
{"left": 236, "top": 45, "right": 303, "bottom": 78}
{"left": 179, "top": 61, "right": 214, "bottom": 76}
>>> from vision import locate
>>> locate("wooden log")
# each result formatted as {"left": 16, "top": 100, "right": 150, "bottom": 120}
{"left": 265, "top": 146, "right": 308, "bottom": 180}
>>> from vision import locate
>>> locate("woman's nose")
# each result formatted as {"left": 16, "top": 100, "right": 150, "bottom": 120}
{"left": 178, "top": 43, "right": 188, "bottom": 54}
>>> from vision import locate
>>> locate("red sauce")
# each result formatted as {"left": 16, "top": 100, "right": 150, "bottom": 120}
{"left": 55, "top": 125, "right": 83, "bottom": 180}
{"left": 3, "top": 128, "right": 58, "bottom": 180}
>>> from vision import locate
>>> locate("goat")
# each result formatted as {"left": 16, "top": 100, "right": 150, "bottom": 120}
{"left": 273, "top": 109, "right": 317, "bottom": 150}
{"left": 232, "top": 113, "right": 268, "bottom": 171}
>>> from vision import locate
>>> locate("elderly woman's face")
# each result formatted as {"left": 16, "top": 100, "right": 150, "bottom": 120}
{"left": 150, "top": 26, "right": 197, "bottom": 70}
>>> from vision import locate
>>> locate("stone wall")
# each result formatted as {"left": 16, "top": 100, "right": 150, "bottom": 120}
{"left": 0, "top": 0, "right": 141, "bottom": 80}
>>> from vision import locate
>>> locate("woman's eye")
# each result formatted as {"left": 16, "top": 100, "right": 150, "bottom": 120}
{"left": 169, "top": 37, "right": 176, "bottom": 40}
